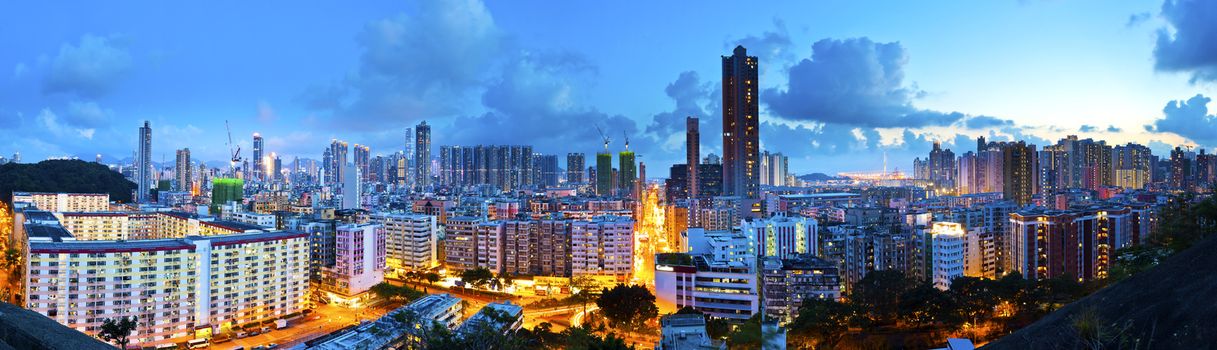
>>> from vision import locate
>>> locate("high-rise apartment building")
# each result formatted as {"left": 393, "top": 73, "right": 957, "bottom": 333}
{"left": 760, "top": 151, "right": 789, "bottom": 187}
{"left": 619, "top": 147, "right": 636, "bottom": 196}
{"left": 596, "top": 151, "right": 613, "bottom": 196}
{"left": 742, "top": 214, "right": 817, "bottom": 260}
{"left": 533, "top": 154, "right": 560, "bottom": 188}
{"left": 438, "top": 145, "right": 535, "bottom": 191}
{"left": 567, "top": 153, "right": 586, "bottom": 184}
{"left": 415, "top": 121, "right": 431, "bottom": 189}
{"left": 571, "top": 216, "right": 634, "bottom": 279}
{"left": 354, "top": 144, "right": 371, "bottom": 182}
{"left": 761, "top": 254, "right": 840, "bottom": 325}
{"left": 1002, "top": 141, "right": 1036, "bottom": 205}
{"left": 931, "top": 222, "right": 965, "bottom": 290}
{"left": 327, "top": 139, "right": 349, "bottom": 186}
{"left": 372, "top": 213, "right": 440, "bottom": 273}
{"left": 175, "top": 148, "right": 192, "bottom": 192}
{"left": 137, "top": 121, "right": 152, "bottom": 202}
{"left": 319, "top": 223, "right": 387, "bottom": 306}
{"left": 252, "top": 133, "right": 265, "bottom": 181}
{"left": 721, "top": 45, "right": 760, "bottom": 199}
{"left": 686, "top": 116, "right": 700, "bottom": 199}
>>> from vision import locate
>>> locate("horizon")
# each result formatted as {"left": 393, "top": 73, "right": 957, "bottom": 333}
{"left": 2, "top": 1, "right": 1216, "bottom": 175}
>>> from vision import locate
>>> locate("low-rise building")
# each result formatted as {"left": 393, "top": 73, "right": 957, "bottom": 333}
{"left": 656, "top": 314, "right": 726, "bottom": 350}
{"left": 654, "top": 252, "right": 759, "bottom": 322}
{"left": 318, "top": 223, "right": 386, "bottom": 307}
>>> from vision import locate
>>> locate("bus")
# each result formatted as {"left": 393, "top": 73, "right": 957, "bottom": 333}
{"left": 186, "top": 339, "right": 210, "bottom": 349}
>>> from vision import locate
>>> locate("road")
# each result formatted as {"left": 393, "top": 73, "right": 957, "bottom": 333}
{"left": 207, "top": 303, "right": 395, "bottom": 350}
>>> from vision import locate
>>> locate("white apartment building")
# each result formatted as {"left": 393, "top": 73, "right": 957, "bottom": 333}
{"left": 741, "top": 214, "right": 818, "bottom": 259}
{"left": 320, "top": 223, "right": 386, "bottom": 306}
{"left": 371, "top": 212, "right": 440, "bottom": 273}
{"left": 24, "top": 230, "right": 308, "bottom": 346}
{"left": 931, "top": 222, "right": 966, "bottom": 290}
{"left": 571, "top": 216, "right": 634, "bottom": 279}
{"left": 12, "top": 192, "right": 109, "bottom": 212}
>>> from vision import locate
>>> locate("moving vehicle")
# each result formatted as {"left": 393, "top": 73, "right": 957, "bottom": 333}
{"left": 186, "top": 339, "right": 210, "bottom": 349}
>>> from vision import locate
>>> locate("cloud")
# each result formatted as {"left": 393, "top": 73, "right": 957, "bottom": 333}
{"left": 36, "top": 108, "right": 95, "bottom": 140}
{"left": 42, "top": 34, "right": 133, "bottom": 97}
{"left": 645, "top": 71, "right": 713, "bottom": 137}
{"left": 302, "top": 0, "right": 503, "bottom": 129}
{"left": 961, "top": 115, "right": 1013, "bottom": 129}
{"left": 1148, "top": 94, "right": 1217, "bottom": 146}
{"left": 446, "top": 51, "right": 646, "bottom": 159}
{"left": 1153, "top": 0, "right": 1217, "bottom": 82}
{"left": 1127, "top": 12, "right": 1151, "bottom": 27}
{"left": 64, "top": 101, "right": 111, "bottom": 128}
{"left": 256, "top": 101, "right": 277, "bottom": 124}
{"left": 728, "top": 18, "right": 794, "bottom": 64}
{"left": 1079, "top": 125, "right": 1097, "bottom": 132}
{"left": 765, "top": 37, "right": 963, "bottom": 128}
{"left": 1107, "top": 125, "right": 1122, "bottom": 132}
{"left": 13, "top": 63, "right": 26, "bottom": 79}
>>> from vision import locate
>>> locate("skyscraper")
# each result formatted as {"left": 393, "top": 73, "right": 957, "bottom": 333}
{"left": 687, "top": 116, "right": 700, "bottom": 199}
{"left": 404, "top": 127, "right": 414, "bottom": 186}
{"left": 354, "top": 144, "right": 371, "bottom": 181}
{"left": 415, "top": 121, "right": 431, "bottom": 189}
{"left": 721, "top": 45, "right": 760, "bottom": 199}
{"left": 1002, "top": 141, "right": 1036, "bottom": 205}
{"left": 327, "top": 139, "right": 349, "bottom": 186}
{"left": 175, "top": 148, "right": 191, "bottom": 192}
{"left": 137, "top": 121, "right": 152, "bottom": 202}
{"left": 619, "top": 144, "right": 636, "bottom": 196}
{"left": 252, "top": 133, "right": 264, "bottom": 181}
{"left": 567, "top": 153, "right": 585, "bottom": 184}
{"left": 596, "top": 151, "right": 612, "bottom": 196}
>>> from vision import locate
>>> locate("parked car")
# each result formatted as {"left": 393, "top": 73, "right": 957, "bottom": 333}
{"left": 266, "top": 343, "right": 279, "bottom": 349}
{"left": 236, "top": 331, "right": 248, "bottom": 339}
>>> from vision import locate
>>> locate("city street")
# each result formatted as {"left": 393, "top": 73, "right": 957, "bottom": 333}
{"left": 207, "top": 303, "right": 394, "bottom": 350}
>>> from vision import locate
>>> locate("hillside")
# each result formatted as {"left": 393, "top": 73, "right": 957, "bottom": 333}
{"left": 0, "top": 160, "right": 136, "bottom": 203}
{"left": 981, "top": 235, "right": 1217, "bottom": 349}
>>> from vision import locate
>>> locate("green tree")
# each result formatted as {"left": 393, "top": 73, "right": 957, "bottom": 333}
{"left": 898, "top": 284, "right": 960, "bottom": 327}
{"left": 424, "top": 272, "right": 441, "bottom": 285}
{"left": 789, "top": 299, "right": 854, "bottom": 348}
{"left": 98, "top": 316, "right": 138, "bottom": 349}
{"left": 948, "top": 276, "right": 999, "bottom": 326}
{"left": 595, "top": 284, "right": 659, "bottom": 331}
{"left": 850, "top": 270, "right": 913, "bottom": 325}
{"left": 462, "top": 267, "right": 495, "bottom": 289}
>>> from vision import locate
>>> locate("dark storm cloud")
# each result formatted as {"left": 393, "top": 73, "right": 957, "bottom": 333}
{"left": 42, "top": 34, "right": 133, "bottom": 98}
{"left": 1153, "top": 0, "right": 1217, "bottom": 82}
{"left": 1148, "top": 94, "right": 1217, "bottom": 145}
{"left": 645, "top": 71, "right": 712, "bottom": 136}
{"left": 765, "top": 38, "right": 963, "bottom": 128}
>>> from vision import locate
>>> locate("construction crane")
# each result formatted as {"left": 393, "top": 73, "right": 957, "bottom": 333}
{"left": 226, "top": 120, "right": 242, "bottom": 172}
{"left": 622, "top": 131, "right": 630, "bottom": 151}
{"left": 596, "top": 125, "right": 611, "bottom": 152}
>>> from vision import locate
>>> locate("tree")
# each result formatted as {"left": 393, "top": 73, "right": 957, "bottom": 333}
{"left": 2, "top": 248, "right": 18, "bottom": 269}
{"left": 789, "top": 299, "right": 854, "bottom": 348}
{"left": 462, "top": 267, "right": 495, "bottom": 289}
{"left": 595, "top": 284, "right": 659, "bottom": 331}
{"left": 99, "top": 316, "right": 138, "bottom": 349}
{"left": 370, "top": 282, "right": 423, "bottom": 302}
{"left": 948, "top": 276, "right": 999, "bottom": 326}
{"left": 563, "top": 326, "right": 634, "bottom": 350}
{"left": 424, "top": 272, "right": 441, "bottom": 285}
{"left": 898, "top": 284, "right": 960, "bottom": 327}
{"left": 850, "top": 270, "right": 913, "bottom": 325}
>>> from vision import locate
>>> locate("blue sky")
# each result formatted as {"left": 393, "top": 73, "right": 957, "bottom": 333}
{"left": 2, "top": 0, "right": 1216, "bottom": 175}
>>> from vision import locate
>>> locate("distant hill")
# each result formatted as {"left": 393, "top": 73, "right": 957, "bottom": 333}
{"left": 982, "top": 235, "right": 1217, "bottom": 349}
{"left": 0, "top": 159, "right": 136, "bottom": 203}
{"left": 797, "top": 173, "right": 845, "bottom": 182}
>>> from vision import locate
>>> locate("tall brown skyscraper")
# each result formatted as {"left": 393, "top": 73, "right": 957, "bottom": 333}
{"left": 722, "top": 45, "right": 760, "bottom": 199}
{"left": 686, "top": 116, "right": 700, "bottom": 200}
{"left": 1003, "top": 141, "right": 1036, "bottom": 205}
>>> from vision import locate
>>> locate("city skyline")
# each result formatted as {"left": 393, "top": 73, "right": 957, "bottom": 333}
{"left": 2, "top": 1, "right": 1217, "bottom": 175}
